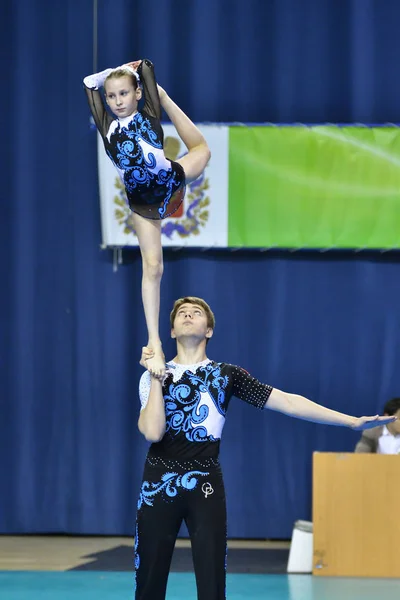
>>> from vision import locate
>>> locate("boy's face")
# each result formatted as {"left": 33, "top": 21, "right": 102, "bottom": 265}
{"left": 171, "top": 304, "right": 213, "bottom": 342}
{"left": 105, "top": 76, "right": 141, "bottom": 118}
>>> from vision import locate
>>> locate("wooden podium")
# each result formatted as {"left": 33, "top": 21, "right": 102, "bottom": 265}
{"left": 312, "top": 452, "right": 400, "bottom": 578}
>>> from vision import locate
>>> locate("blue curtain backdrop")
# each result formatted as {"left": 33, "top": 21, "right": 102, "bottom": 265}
{"left": 1, "top": 0, "right": 400, "bottom": 538}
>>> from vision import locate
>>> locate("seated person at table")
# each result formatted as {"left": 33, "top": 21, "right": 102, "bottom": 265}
{"left": 355, "top": 397, "right": 400, "bottom": 454}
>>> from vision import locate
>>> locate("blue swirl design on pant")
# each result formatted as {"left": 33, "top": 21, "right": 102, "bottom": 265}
{"left": 134, "top": 521, "right": 140, "bottom": 571}
{"left": 165, "top": 364, "right": 229, "bottom": 441}
{"left": 137, "top": 471, "right": 209, "bottom": 509}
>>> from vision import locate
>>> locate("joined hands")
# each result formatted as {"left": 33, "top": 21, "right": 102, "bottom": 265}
{"left": 140, "top": 346, "right": 165, "bottom": 381}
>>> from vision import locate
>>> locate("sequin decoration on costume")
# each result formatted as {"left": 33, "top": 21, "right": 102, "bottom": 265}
{"left": 137, "top": 470, "right": 209, "bottom": 509}
{"left": 164, "top": 363, "right": 229, "bottom": 441}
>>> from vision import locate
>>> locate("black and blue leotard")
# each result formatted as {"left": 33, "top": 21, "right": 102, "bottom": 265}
{"left": 84, "top": 59, "right": 185, "bottom": 219}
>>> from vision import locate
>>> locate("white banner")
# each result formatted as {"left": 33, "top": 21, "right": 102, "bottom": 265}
{"left": 98, "top": 125, "right": 229, "bottom": 248}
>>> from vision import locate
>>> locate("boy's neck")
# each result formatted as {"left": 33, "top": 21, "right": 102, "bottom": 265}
{"left": 172, "top": 342, "right": 208, "bottom": 365}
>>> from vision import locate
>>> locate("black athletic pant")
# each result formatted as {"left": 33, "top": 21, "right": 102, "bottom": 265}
{"left": 134, "top": 456, "right": 227, "bottom": 600}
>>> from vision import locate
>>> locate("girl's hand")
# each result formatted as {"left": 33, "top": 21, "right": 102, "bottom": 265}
{"left": 124, "top": 60, "right": 142, "bottom": 71}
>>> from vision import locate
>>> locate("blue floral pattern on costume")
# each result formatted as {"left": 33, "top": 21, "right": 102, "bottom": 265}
{"left": 137, "top": 471, "right": 209, "bottom": 509}
{"left": 117, "top": 112, "right": 162, "bottom": 150}
{"left": 164, "top": 364, "right": 229, "bottom": 441}
{"left": 105, "top": 112, "right": 182, "bottom": 216}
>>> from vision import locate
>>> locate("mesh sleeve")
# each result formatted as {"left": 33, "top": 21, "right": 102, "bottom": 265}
{"left": 137, "top": 59, "right": 161, "bottom": 120}
{"left": 138, "top": 371, "right": 152, "bottom": 410}
{"left": 83, "top": 69, "right": 113, "bottom": 136}
{"left": 230, "top": 365, "right": 273, "bottom": 410}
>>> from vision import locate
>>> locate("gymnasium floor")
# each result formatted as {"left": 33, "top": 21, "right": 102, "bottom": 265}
{"left": 0, "top": 536, "right": 397, "bottom": 599}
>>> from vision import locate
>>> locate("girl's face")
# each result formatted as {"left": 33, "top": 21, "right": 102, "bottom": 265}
{"left": 104, "top": 76, "right": 142, "bottom": 118}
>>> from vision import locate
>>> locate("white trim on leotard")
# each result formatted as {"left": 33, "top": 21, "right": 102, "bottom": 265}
{"left": 139, "top": 359, "right": 212, "bottom": 410}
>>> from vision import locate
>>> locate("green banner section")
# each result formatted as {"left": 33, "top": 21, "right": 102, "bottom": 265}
{"left": 228, "top": 126, "right": 400, "bottom": 248}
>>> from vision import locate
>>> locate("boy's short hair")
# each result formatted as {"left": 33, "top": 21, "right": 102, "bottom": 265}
{"left": 170, "top": 297, "right": 215, "bottom": 329}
